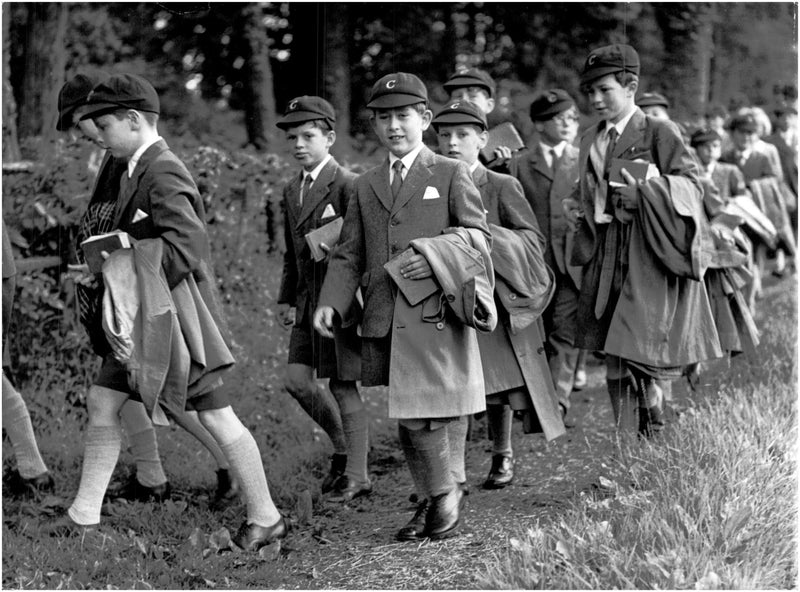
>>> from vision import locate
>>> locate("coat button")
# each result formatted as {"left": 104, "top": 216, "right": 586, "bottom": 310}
{"left": 390, "top": 219, "right": 398, "bottom": 226}
{"left": 508, "top": 293, "right": 517, "bottom": 300}
{"left": 446, "top": 294, "right": 455, "bottom": 302}
{"left": 435, "top": 322, "right": 444, "bottom": 330}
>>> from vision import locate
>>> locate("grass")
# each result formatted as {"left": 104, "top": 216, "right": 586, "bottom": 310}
{"left": 477, "top": 281, "right": 798, "bottom": 590}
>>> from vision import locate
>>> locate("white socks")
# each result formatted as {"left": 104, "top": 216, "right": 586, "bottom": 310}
{"left": 221, "top": 430, "right": 280, "bottom": 528}
{"left": 2, "top": 374, "right": 48, "bottom": 479}
{"left": 69, "top": 425, "right": 122, "bottom": 525}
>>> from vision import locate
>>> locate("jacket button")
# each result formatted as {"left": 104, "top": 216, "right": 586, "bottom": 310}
{"left": 435, "top": 322, "right": 444, "bottom": 330}
{"left": 446, "top": 294, "right": 455, "bottom": 302}
{"left": 390, "top": 219, "right": 398, "bottom": 226}
{"left": 508, "top": 293, "right": 517, "bottom": 300}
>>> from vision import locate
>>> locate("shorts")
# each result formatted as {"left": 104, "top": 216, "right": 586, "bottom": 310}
{"left": 287, "top": 314, "right": 361, "bottom": 381}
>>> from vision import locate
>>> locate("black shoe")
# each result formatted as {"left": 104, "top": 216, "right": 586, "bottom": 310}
{"left": 40, "top": 510, "right": 98, "bottom": 537}
{"left": 423, "top": 488, "right": 462, "bottom": 540}
{"left": 320, "top": 453, "right": 347, "bottom": 494}
{"left": 560, "top": 403, "right": 577, "bottom": 429}
{"left": 210, "top": 468, "right": 240, "bottom": 509}
{"left": 328, "top": 476, "right": 372, "bottom": 502}
{"left": 106, "top": 476, "right": 171, "bottom": 503}
{"left": 458, "top": 481, "right": 469, "bottom": 496}
{"left": 6, "top": 469, "right": 55, "bottom": 499}
{"left": 396, "top": 498, "right": 428, "bottom": 541}
{"left": 483, "top": 454, "right": 514, "bottom": 489}
{"left": 232, "top": 516, "right": 289, "bottom": 552}
{"left": 638, "top": 406, "right": 665, "bottom": 439}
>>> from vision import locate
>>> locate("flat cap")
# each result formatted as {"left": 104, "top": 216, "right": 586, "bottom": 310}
{"left": 580, "top": 44, "right": 640, "bottom": 85}
{"left": 690, "top": 128, "right": 721, "bottom": 148}
{"left": 637, "top": 92, "right": 670, "bottom": 109}
{"left": 727, "top": 113, "right": 759, "bottom": 133}
{"left": 57, "top": 72, "right": 107, "bottom": 131}
{"left": 367, "top": 72, "right": 428, "bottom": 109}
{"left": 443, "top": 68, "right": 496, "bottom": 98}
{"left": 276, "top": 96, "right": 336, "bottom": 130}
{"left": 431, "top": 100, "right": 488, "bottom": 130}
{"left": 529, "top": 89, "right": 575, "bottom": 121}
{"left": 80, "top": 73, "right": 160, "bottom": 121}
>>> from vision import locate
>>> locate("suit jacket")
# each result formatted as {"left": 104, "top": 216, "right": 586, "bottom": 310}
{"left": 112, "top": 138, "right": 231, "bottom": 348}
{"left": 278, "top": 157, "right": 357, "bottom": 326}
{"left": 319, "top": 145, "right": 490, "bottom": 340}
{"left": 510, "top": 143, "right": 583, "bottom": 288}
{"left": 719, "top": 148, "right": 777, "bottom": 185}
{"left": 709, "top": 162, "right": 747, "bottom": 201}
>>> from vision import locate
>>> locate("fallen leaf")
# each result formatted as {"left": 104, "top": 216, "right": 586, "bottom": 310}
{"left": 257, "top": 540, "right": 282, "bottom": 561}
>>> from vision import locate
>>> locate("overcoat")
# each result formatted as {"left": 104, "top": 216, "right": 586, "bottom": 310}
{"left": 710, "top": 162, "right": 747, "bottom": 201}
{"left": 571, "top": 109, "right": 721, "bottom": 369}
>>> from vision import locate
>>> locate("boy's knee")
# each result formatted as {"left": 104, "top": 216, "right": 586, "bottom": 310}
{"left": 329, "top": 379, "right": 362, "bottom": 414}
{"left": 86, "top": 386, "right": 128, "bottom": 425}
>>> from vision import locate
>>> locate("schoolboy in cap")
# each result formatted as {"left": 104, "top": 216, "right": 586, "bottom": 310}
{"left": 691, "top": 128, "right": 748, "bottom": 201}
{"left": 721, "top": 113, "right": 781, "bottom": 183}
{"left": 636, "top": 92, "right": 671, "bottom": 121}
{"left": 314, "top": 72, "right": 491, "bottom": 541}
{"left": 509, "top": 89, "right": 585, "bottom": 429}
{"left": 275, "top": 96, "right": 370, "bottom": 501}
{"left": 564, "top": 44, "right": 721, "bottom": 438}
{"left": 57, "top": 73, "right": 240, "bottom": 510}
{"left": 443, "top": 68, "right": 518, "bottom": 170}
{"left": 432, "top": 100, "right": 565, "bottom": 493}
{"left": 45, "top": 73, "right": 287, "bottom": 552}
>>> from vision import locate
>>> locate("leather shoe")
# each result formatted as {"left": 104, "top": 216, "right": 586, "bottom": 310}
{"left": 320, "top": 453, "right": 347, "bottom": 493}
{"left": 232, "top": 516, "right": 289, "bottom": 552}
{"left": 483, "top": 454, "right": 514, "bottom": 489}
{"left": 560, "top": 403, "right": 577, "bottom": 429}
{"left": 328, "top": 476, "right": 372, "bottom": 502}
{"left": 210, "top": 468, "right": 240, "bottom": 509}
{"left": 638, "top": 405, "right": 665, "bottom": 439}
{"left": 6, "top": 469, "right": 55, "bottom": 499}
{"left": 423, "top": 488, "right": 463, "bottom": 540}
{"left": 40, "top": 510, "right": 98, "bottom": 537}
{"left": 396, "top": 498, "right": 428, "bottom": 541}
{"left": 106, "top": 476, "right": 171, "bottom": 503}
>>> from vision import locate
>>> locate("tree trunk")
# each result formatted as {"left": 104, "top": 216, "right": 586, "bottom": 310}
{"left": 2, "top": 6, "right": 21, "bottom": 161}
{"left": 322, "top": 3, "right": 352, "bottom": 149}
{"left": 17, "top": 2, "right": 67, "bottom": 141}
{"left": 239, "top": 3, "right": 276, "bottom": 151}
{"left": 693, "top": 3, "right": 715, "bottom": 118}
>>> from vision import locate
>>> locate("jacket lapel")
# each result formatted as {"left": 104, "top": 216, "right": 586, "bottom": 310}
{"left": 392, "top": 147, "right": 434, "bottom": 213}
{"left": 472, "top": 162, "right": 488, "bottom": 191}
{"left": 550, "top": 144, "right": 579, "bottom": 198}
{"left": 112, "top": 140, "right": 169, "bottom": 227}
{"left": 286, "top": 173, "right": 302, "bottom": 221}
{"left": 368, "top": 158, "right": 393, "bottom": 212}
{"left": 580, "top": 124, "right": 600, "bottom": 182}
{"left": 297, "top": 158, "right": 337, "bottom": 226}
{"left": 613, "top": 108, "right": 646, "bottom": 158}
{"left": 531, "top": 144, "right": 553, "bottom": 180}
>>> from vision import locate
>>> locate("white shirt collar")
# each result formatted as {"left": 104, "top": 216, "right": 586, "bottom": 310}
{"left": 540, "top": 140, "right": 567, "bottom": 164}
{"left": 389, "top": 143, "right": 425, "bottom": 179}
{"left": 705, "top": 161, "right": 717, "bottom": 175}
{"left": 127, "top": 136, "right": 162, "bottom": 178}
{"left": 302, "top": 154, "right": 332, "bottom": 182}
{"left": 468, "top": 160, "right": 480, "bottom": 174}
{"left": 605, "top": 106, "right": 637, "bottom": 139}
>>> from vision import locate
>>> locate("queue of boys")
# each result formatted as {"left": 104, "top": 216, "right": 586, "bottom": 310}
{"left": 2, "top": 42, "right": 795, "bottom": 550}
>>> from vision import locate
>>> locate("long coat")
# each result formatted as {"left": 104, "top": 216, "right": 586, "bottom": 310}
{"left": 510, "top": 143, "right": 583, "bottom": 288}
{"left": 318, "top": 145, "right": 489, "bottom": 402}
{"left": 571, "top": 109, "right": 721, "bottom": 369}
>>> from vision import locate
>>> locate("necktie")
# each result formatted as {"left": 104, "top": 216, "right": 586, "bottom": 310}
{"left": 603, "top": 127, "right": 618, "bottom": 179}
{"left": 550, "top": 148, "right": 559, "bottom": 174}
{"left": 594, "top": 127, "right": 620, "bottom": 320}
{"left": 391, "top": 160, "right": 404, "bottom": 199}
{"left": 299, "top": 174, "right": 313, "bottom": 207}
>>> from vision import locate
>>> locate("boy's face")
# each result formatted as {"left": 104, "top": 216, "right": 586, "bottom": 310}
{"left": 585, "top": 74, "right": 636, "bottom": 124}
{"left": 284, "top": 121, "right": 334, "bottom": 170}
{"left": 71, "top": 107, "right": 105, "bottom": 147}
{"left": 535, "top": 107, "right": 579, "bottom": 145}
{"left": 695, "top": 139, "right": 721, "bottom": 166}
{"left": 731, "top": 128, "right": 757, "bottom": 151}
{"left": 93, "top": 112, "right": 140, "bottom": 159}
{"left": 448, "top": 86, "right": 495, "bottom": 115}
{"left": 436, "top": 124, "right": 487, "bottom": 165}
{"left": 642, "top": 105, "right": 670, "bottom": 120}
{"left": 371, "top": 106, "right": 432, "bottom": 158}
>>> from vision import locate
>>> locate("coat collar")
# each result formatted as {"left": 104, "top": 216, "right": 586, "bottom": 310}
{"left": 296, "top": 157, "right": 339, "bottom": 226}
{"left": 369, "top": 145, "right": 435, "bottom": 212}
{"left": 529, "top": 143, "right": 554, "bottom": 180}
{"left": 472, "top": 162, "right": 488, "bottom": 188}
{"left": 113, "top": 139, "right": 170, "bottom": 227}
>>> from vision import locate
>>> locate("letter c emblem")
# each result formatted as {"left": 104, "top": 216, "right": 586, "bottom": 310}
{"left": 386, "top": 80, "right": 397, "bottom": 89}
{"left": 588, "top": 54, "right": 597, "bottom": 65}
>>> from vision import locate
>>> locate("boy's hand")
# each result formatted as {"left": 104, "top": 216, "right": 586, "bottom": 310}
{"left": 277, "top": 304, "right": 295, "bottom": 331}
{"left": 313, "top": 306, "right": 336, "bottom": 338}
{"left": 65, "top": 263, "right": 99, "bottom": 288}
{"left": 492, "top": 146, "right": 514, "bottom": 166}
{"left": 400, "top": 253, "right": 432, "bottom": 280}
{"left": 562, "top": 197, "right": 583, "bottom": 231}
{"left": 612, "top": 168, "right": 641, "bottom": 210}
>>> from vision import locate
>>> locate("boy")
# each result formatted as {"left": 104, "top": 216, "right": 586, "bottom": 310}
{"left": 636, "top": 92, "right": 671, "bottom": 121}
{"left": 508, "top": 89, "right": 584, "bottom": 428}
{"left": 275, "top": 96, "right": 369, "bottom": 501}
{"left": 44, "top": 74, "right": 286, "bottom": 552}
{"left": 57, "top": 73, "right": 238, "bottom": 509}
{"left": 691, "top": 128, "right": 748, "bottom": 200}
{"left": 313, "top": 73, "right": 490, "bottom": 541}
{"left": 443, "top": 68, "right": 517, "bottom": 169}
{"left": 565, "top": 44, "right": 721, "bottom": 438}
{"left": 432, "top": 100, "right": 564, "bottom": 492}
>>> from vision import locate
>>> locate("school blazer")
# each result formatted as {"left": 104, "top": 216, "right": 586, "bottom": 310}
{"left": 710, "top": 162, "right": 747, "bottom": 201}
{"left": 719, "top": 149, "right": 777, "bottom": 185}
{"left": 509, "top": 143, "right": 583, "bottom": 288}
{"left": 318, "top": 145, "right": 490, "bottom": 339}
{"left": 278, "top": 158, "right": 357, "bottom": 326}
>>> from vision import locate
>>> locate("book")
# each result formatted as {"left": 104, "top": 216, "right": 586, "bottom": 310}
{"left": 383, "top": 248, "right": 439, "bottom": 306}
{"left": 80, "top": 230, "right": 132, "bottom": 273}
{"left": 608, "top": 158, "right": 651, "bottom": 187}
{"left": 304, "top": 216, "right": 343, "bottom": 262}
{"left": 480, "top": 122, "right": 525, "bottom": 163}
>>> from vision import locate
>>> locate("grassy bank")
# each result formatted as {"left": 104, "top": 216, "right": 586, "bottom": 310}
{"left": 477, "top": 282, "right": 797, "bottom": 590}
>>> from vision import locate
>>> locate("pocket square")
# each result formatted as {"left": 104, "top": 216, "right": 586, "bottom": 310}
{"left": 321, "top": 203, "right": 336, "bottom": 219}
{"left": 132, "top": 208, "right": 149, "bottom": 223}
{"left": 422, "top": 186, "right": 440, "bottom": 200}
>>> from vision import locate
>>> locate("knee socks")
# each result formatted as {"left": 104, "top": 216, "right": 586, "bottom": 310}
{"left": 446, "top": 416, "right": 468, "bottom": 485}
{"left": 341, "top": 410, "right": 369, "bottom": 482}
{"left": 119, "top": 401, "right": 167, "bottom": 488}
{"left": 401, "top": 423, "right": 453, "bottom": 499}
{"left": 69, "top": 425, "right": 122, "bottom": 525}
{"left": 487, "top": 404, "right": 513, "bottom": 457}
{"left": 2, "top": 375, "right": 48, "bottom": 479}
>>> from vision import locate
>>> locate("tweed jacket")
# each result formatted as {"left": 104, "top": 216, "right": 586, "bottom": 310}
{"left": 318, "top": 145, "right": 490, "bottom": 340}
{"left": 278, "top": 157, "right": 358, "bottom": 326}
{"left": 709, "top": 162, "right": 747, "bottom": 201}
{"left": 509, "top": 143, "right": 583, "bottom": 288}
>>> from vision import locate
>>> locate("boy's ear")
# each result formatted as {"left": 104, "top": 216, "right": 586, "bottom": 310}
{"left": 626, "top": 79, "right": 639, "bottom": 96}
{"left": 326, "top": 130, "right": 336, "bottom": 148}
{"left": 127, "top": 109, "right": 142, "bottom": 130}
{"left": 420, "top": 109, "right": 433, "bottom": 131}
{"left": 478, "top": 129, "right": 489, "bottom": 150}
{"left": 485, "top": 97, "right": 496, "bottom": 114}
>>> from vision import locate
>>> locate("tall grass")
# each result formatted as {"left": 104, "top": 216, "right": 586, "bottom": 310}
{"left": 477, "top": 284, "right": 797, "bottom": 590}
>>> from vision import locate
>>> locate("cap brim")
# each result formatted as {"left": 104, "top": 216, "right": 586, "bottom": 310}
{"left": 367, "top": 94, "right": 427, "bottom": 109}
{"left": 79, "top": 102, "right": 123, "bottom": 121}
{"left": 580, "top": 65, "right": 635, "bottom": 85}
{"left": 432, "top": 113, "right": 486, "bottom": 129}
{"left": 56, "top": 107, "right": 77, "bottom": 132}
{"left": 443, "top": 77, "right": 493, "bottom": 95}
{"left": 276, "top": 110, "right": 334, "bottom": 129}
{"left": 531, "top": 102, "right": 575, "bottom": 121}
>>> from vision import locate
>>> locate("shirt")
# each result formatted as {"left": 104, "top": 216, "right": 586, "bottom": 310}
{"left": 389, "top": 143, "right": 425, "bottom": 184}
{"left": 127, "top": 136, "right": 163, "bottom": 178}
{"left": 591, "top": 107, "right": 637, "bottom": 223}
{"left": 540, "top": 141, "right": 567, "bottom": 169}
{"left": 301, "top": 154, "right": 332, "bottom": 189}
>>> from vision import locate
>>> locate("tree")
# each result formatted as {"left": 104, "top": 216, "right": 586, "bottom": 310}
{"left": 3, "top": 6, "right": 21, "bottom": 161}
